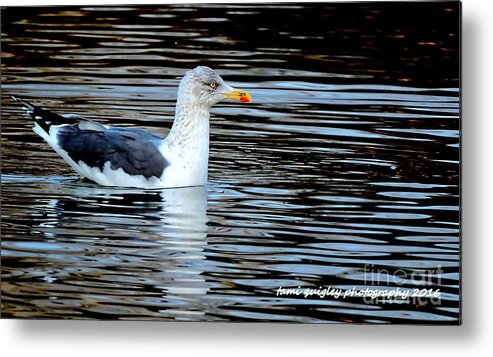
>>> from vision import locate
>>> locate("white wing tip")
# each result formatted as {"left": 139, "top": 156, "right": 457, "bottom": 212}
{"left": 12, "top": 96, "right": 35, "bottom": 114}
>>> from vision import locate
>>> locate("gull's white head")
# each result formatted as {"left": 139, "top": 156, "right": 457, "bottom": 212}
{"left": 177, "top": 66, "right": 251, "bottom": 108}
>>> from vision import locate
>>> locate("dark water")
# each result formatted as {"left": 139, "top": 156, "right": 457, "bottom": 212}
{"left": 1, "top": 3, "right": 460, "bottom": 323}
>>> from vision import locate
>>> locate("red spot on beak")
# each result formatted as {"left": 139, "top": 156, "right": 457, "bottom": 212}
{"left": 240, "top": 96, "right": 250, "bottom": 103}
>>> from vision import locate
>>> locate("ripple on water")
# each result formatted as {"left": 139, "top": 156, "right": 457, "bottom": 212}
{"left": 1, "top": 3, "right": 459, "bottom": 323}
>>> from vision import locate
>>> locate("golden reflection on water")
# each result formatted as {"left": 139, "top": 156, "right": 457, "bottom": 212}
{"left": 1, "top": 2, "right": 459, "bottom": 323}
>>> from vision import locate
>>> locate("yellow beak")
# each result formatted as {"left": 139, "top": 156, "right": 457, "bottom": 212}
{"left": 222, "top": 88, "right": 252, "bottom": 103}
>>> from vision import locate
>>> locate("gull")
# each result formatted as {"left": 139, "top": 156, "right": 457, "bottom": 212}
{"left": 13, "top": 66, "right": 251, "bottom": 189}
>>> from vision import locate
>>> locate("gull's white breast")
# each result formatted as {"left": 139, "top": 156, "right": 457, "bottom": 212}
{"left": 159, "top": 135, "right": 209, "bottom": 188}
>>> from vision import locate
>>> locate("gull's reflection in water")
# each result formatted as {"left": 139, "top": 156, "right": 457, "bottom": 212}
{"left": 42, "top": 182, "right": 210, "bottom": 320}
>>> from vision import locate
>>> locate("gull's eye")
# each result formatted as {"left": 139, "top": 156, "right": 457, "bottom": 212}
{"left": 209, "top": 80, "right": 218, "bottom": 90}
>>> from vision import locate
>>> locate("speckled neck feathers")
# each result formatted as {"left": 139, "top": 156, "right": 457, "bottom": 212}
{"left": 165, "top": 74, "right": 211, "bottom": 150}
{"left": 159, "top": 70, "right": 213, "bottom": 187}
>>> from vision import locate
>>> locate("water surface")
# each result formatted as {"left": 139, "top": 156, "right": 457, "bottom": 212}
{"left": 1, "top": 3, "right": 460, "bottom": 323}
